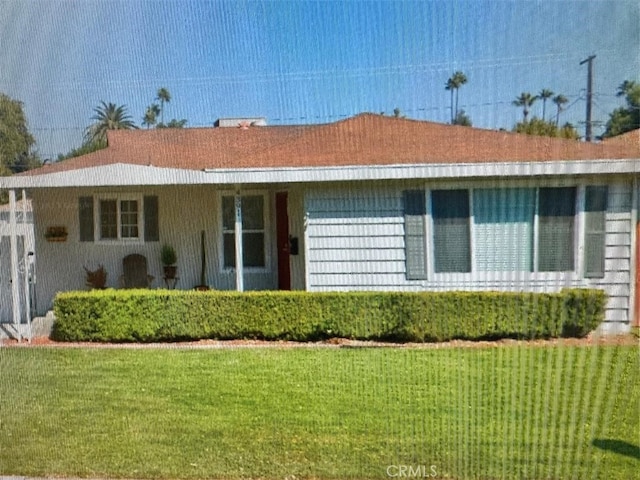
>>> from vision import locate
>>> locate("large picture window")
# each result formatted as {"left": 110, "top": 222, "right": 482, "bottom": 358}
{"left": 404, "top": 186, "right": 601, "bottom": 277}
{"left": 222, "top": 194, "right": 266, "bottom": 269}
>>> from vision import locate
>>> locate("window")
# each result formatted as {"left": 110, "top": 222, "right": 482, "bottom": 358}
{"left": 473, "top": 188, "right": 535, "bottom": 271}
{"left": 99, "top": 199, "right": 119, "bottom": 239}
{"left": 98, "top": 197, "right": 141, "bottom": 241}
{"left": 79, "top": 195, "right": 158, "bottom": 243}
{"left": 537, "top": 187, "right": 576, "bottom": 272}
{"left": 404, "top": 186, "right": 601, "bottom": 278}
{"left": 431, "top": 189, "right": 471, "bottom": 273}
{"left": 222, "top": 194, "right": 266, "bottom": 268}
{"left": 584, "top": 186, "right": 608, "bottom": 278}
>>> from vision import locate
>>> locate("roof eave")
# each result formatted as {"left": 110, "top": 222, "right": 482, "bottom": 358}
{"left": 1, "top": 159, "right": 638, "bottom": 189}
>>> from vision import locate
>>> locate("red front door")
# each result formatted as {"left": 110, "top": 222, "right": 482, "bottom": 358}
{"left": 275, "top": 192, "right": 291, "bottom": 290}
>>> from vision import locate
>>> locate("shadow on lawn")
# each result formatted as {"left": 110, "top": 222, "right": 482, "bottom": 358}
{"left": 592, "top": 439, "right": 640, "bottom": 460}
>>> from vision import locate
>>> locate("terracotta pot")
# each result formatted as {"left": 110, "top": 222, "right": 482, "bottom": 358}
{"left": 163, "top": 265, "right": 177, "bottom": 279}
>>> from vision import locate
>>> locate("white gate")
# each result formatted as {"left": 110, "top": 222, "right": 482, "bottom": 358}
{"left": 0, "top": 234, "right": 30, "bottom": 325}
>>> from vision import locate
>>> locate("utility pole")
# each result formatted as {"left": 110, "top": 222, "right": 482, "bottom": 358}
{"left": 580, "top": 55, "right": 596, "bottom": 142}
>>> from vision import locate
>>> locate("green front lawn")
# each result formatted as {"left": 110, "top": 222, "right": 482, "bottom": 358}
{"left": 1, "top": 345, "right": 638, "bottom": 479}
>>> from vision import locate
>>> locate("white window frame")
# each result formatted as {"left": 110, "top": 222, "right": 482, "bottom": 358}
{"left": 417, "top": 181, "right": 588, "bottom": 282}
{"left": 94, "top": 193, "right": 144, "bottom": 244}
{"left": 218, "top": 190, "right": 270, "bottom": 273}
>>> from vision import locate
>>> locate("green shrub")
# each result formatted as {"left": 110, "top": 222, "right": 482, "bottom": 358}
{"left": 51, "top": 289, "right": 607, "bottom": 343}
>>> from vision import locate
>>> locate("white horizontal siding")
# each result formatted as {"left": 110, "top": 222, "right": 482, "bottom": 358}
{"left": 605, "top": 233, "right": 631, "bottom": 247}
{"left": 606, "top": 245, "right": 630, "bottom": 259}
{"left": 606, "top": 219, "right": 631, "bottom": 234}
{"left": 595, "top": 183, "right": 633, "bottom": 325}
{"left": 307, "top": 223, "right": 405, "bottom": 237}
{"left": 306, "top": 187, "right": 408, "bottom": 289}
{"left": 310, "top": 248, "right": 405, "bottom": 262}
{"left": 309, "top": 236, "right": 405, "bottom": 250}
{"left": 606, "top": 296, "right": 629, "bottom": 309}
{"left": 308, "top": 261, "right": 406, "bottom": 275}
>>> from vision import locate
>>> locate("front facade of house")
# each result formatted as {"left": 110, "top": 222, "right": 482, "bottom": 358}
{"left": 2, "top": 115, "right": 639, "bottom": 334}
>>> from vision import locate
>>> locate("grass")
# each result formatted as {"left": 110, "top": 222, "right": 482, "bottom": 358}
{"left": 0, "top": 345, "right": 638, "bottom": 479}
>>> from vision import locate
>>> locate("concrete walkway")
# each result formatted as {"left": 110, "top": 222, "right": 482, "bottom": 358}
{"left": 0, "top": 312, "right": 54, "bottom": 340}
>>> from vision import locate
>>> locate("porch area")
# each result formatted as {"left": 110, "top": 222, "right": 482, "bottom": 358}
{"left": 1, "top": 185, "right": 306, "bottom": 329}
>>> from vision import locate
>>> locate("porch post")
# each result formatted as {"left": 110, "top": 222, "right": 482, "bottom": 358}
{"left": 21, "top": 189, "right": 31, "bottom": 340}
{"left": 234, "top": 190, "right": 244, "bottom": 292}
{"left": 8, "top": 189, "right": 22, "bottom": 338}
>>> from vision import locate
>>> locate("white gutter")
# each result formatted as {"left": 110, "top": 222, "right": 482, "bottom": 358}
{"left": 1, "top": 159, "right": 639, "bottom": 189}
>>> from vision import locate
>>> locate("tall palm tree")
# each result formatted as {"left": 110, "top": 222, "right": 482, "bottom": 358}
{"left": 84, "top": 101, "right": 137, "bottom": 144}
{"left": 452, "top": 71, "right": 467, "bottom": 120}
{"left": 512, "top": 92, "right": 537, "bottom": 122}
{"left": 445, "top": 71, "right": 468, "bottom": 124}
{"left": 156, "top": 88, "right": 171, "bottom": 124}
{"left": 538, "top": 88, "right": 554, "bottom": 121}
{"left": 445, "top": 77, "right": 456, "bottom": 123}
{"left": 552, "top": 94, "right": 568, "bottom": 126}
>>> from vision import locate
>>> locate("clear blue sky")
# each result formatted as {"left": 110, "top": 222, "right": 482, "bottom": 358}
{"left": 0, "top": 0, "right": 638, "bottom": 159}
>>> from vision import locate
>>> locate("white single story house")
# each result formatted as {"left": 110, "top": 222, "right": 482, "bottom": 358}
{"left": 1, "top": 114, "right": 639, "bottom": 334}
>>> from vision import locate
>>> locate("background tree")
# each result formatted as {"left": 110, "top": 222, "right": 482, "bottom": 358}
{"left": 57, "top": 139, "right": 107, "bottom": 161}
{"left": 0, "top": 93, "right": 40, "bottom": 175}
{"left": 538, "top": 88, "right": 554, "bottom": 121}
{"left": 603, "top": 80, "right": 640, "bottom": 138}
{"left": 512, "top": 92, "right": 537, "bottom": 121}
{"left": 158, "top": 118, "right": 188, "bottom": 128}
{"left": 453, "top": 109, "right": 472, "bottom": 126}
{"left": 445, "top": 71, "right": 467, "bottom": 124}
{"left": 84, "top": 101, "right": 137, "bottom": 144}
{"left": 514, "top": 117, "right": 579, "bottom": 139}
{"left": 142, "top": 104, "right": 160, "bottom": 129}
{"left": 552, "top": 94, "right": 568, "bottom": 126}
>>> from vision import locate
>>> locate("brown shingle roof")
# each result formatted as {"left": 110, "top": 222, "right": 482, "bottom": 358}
{"left": 23, "top": 114, "right": 640, "bottom": 176}
{"left": 602, "top": 128, "right": 640, "bottom": 147}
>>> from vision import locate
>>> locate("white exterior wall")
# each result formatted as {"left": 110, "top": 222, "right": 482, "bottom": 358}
{"left": 304, "top": 179, "right": 635, "bottom": 333}
{"left": 30, "top": 186, "right": 282, "bottom": 314}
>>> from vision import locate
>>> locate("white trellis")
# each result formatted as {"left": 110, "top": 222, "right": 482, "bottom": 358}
{"left": 0, "top": 189, "right": 33, "bottom": 342}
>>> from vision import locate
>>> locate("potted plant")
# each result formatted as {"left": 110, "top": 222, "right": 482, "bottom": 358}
{"left": 84, "top": 264, "right": 107, "bottom": 289}
{"left": 161, "top": 244, "right": 177, "bottom": 279}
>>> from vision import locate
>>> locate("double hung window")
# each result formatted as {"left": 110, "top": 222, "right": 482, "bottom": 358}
{"left": 78, "top": 195, "right": 159, "bottom": 243}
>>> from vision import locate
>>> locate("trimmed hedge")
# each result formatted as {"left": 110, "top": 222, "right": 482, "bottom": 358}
{"left": 51, "top": 289, "right": 607, "bottom": 343}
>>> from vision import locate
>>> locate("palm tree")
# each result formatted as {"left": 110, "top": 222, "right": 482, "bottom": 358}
{"left": 445, "top": 71, "right": 468, "bottom": 123}
{"left": 156, "top": 88, "right": 171, "bottom": 124}
{"left": 84, "top": 101, "right": 137, "bottom": 144}
{"left": 552, "top": 94, "right": 568, "bottom": 126}
{"left": 538, "top": 88, "right": 554, "bottom": 121}
{"left": 512, "top": 92, "right": 537, "bottom": 122}
{"left": 445, "top": 78, "right": 456, "bottom": 123}
{"left": 142, "top": 104, "right": 160, "bottom": 129}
